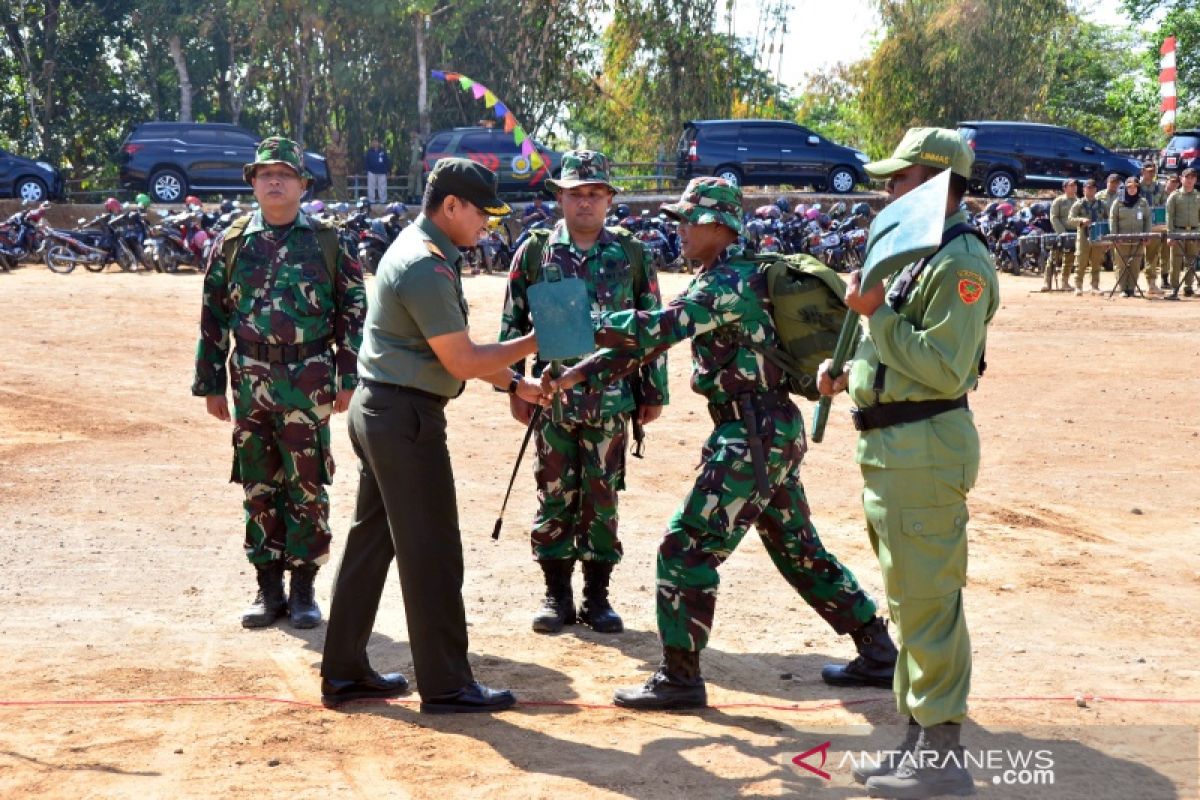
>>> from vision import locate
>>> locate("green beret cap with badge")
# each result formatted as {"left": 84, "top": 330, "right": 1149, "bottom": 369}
{"left": 864, "top": 127, "right": 974, "bottom": 180}
{"left": 660, "top": 177, "right": 744, "bottom": 235}
{"left": 545, "top": 149, "right": 622, "bottom": 193}
{"left": 428, "top": 157, "right": 511, "bottom": 216}
{"left": 243, "top": 135, "right": 313, "bottom": 184}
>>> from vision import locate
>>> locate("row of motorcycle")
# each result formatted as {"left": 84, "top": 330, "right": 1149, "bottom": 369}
{"left": 0, "top": 195, "right": 413, "bottom": 276}
{"left": 974, "top": 200, "right": 1079, "bottom": 276}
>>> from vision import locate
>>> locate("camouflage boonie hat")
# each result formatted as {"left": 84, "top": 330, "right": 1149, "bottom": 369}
{"left": 545, "top": 149, "right": 621, "bottom": 193}
{"left": 660, "top": 177, "right": 744, "bottom": 234}
{"left": 243, "top": 135, "right": 312, "bottom": 184}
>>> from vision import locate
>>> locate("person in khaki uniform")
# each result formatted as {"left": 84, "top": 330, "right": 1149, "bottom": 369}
{"left": 1043, "top": 178, "right": 1078, "bottom": 291}
{"left": 1096, "top": 172, "right": 1122, "bottom": 215}
{"left": 1110, "top": 175, "right": 1155, "bottom": 297}
{"left": 1166, "top": 167, "right": 1200, "bottom": 298}
{"left": 1140, "top": 162, "right": 1168, "bottom": 290}
{"left": 1070, "top": 179, "right": 1108, "bottom": 295}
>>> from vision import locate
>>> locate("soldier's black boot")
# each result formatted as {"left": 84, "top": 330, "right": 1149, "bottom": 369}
{"left": 579, "top": 561, "right": 624, "bottom": 633}
{"left": 865, "top": 723, "right": 975, "bottom": 798}
{"left": 287, "top": 563, "right": 322, "bottom": 629}
{"left": 612, "top": 647, "right": 707, "bottom": 710}
{"left": 853, "top": 717, "right": 920, "bottom": 784}
{"left": 241, "top": 561, "right": 287, "bottom": 628}
{"left": 532, "top": 559, "right": 576, "bottom": 633}
{"left": 821, "top": 617, "right": 898, "bottom": 688}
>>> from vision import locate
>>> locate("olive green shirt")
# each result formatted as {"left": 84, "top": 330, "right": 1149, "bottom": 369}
{"left": 1109, "top": 196, "right": 1151, "bottom": 235}
{"left": 1096, "top": 188, "right": 1120, "bottom": 216}
{"left": 848, "top": 211, "right": 999, "bottom": 469}
{"left": 1143, "top": 181, "right": 1168, "bottom": 208}
{"left": 1049, "top": 194, "right": 1077, "bottom": 234}
{"left": 1167, "top": 188, "right": 1200, "bottom": 231}
{"left": 358, "top": 214, "right": 468, "bottom": 397}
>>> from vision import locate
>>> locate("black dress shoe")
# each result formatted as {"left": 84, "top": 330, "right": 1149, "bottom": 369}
{"left": 321, "top": 671, "right": 410, "bottom": 707}
{"left": 419, "top": 681, "right": 516, "bottom": 714}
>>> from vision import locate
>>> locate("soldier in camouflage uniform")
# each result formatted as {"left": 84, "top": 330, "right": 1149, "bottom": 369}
{"left": 193, "top": 136, "right": 366, "bottom": 630}
{"left": 545, "top": 178, "right": 893, "bottom": 710}
{"left": 500, "top": 150, "right": 669, "bottom": 635}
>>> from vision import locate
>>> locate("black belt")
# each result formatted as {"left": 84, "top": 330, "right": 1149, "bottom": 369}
{"left": 358, "top": 378, "right": 449, "bottom": 407}
{"left": 851, "top": 396, "right": 968, "bottom": 432}
{"left": 235, "top": 337, "right": 330, "bottom": 363}
{"left": 707, "top": 389, "right": 792, "bottom": 425}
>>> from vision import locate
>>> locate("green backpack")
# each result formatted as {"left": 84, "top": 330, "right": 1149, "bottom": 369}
{"left": 748, "top": 253, "right": 849, "bottom": 401}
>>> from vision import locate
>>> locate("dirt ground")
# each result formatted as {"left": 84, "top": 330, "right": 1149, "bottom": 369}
{"left": 1, "top": 260, "right": 1198, "bottom": 799}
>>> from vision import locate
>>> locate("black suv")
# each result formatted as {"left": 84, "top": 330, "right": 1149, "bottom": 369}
{"left": 957, "top": 121, "right": 1141, "bottom": 198}
{"left": 117, "top": 122, "right": 330, "bottom": 203}
{"left": 0, "top": 146, "right": 65, "bottom": 202}
{"left": 1158, "top": 130, "right": 1200, "bottom": 173}
{"left": 675, "top": 119, "right": 870, "bottom": 192}
{"left": 423, "top": 127, "right": 561, "bottom": 196}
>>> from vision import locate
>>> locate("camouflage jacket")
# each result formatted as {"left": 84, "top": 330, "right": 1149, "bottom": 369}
{"left": 191, "top": 210, "right": 366, "bottom": 403}
{"left": 575, "top": 244, "right": 786, "bottom": 406}
{"left": 500, "top": 221, "right": 668, "bottom": 422}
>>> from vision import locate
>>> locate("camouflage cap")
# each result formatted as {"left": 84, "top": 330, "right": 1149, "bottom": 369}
{"left": 545, "top": 149, "right": 621, "bottom": 193}
{"left": 660, "top": 177, "right": 744, "bottom": 234}
{"left": 243, "top": 135, "right": 312, "bottom": 184}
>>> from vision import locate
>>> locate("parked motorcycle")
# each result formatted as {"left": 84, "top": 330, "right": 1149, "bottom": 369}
{"left": 0, "top": 201, "right": 49, "bottom": 271}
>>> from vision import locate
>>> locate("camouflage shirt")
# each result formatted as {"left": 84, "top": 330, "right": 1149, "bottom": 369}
{"left": 500, "top": 221, "right": 668, "bottom": 421}
{"left": 192, "top": 210, "right": 366, "bottom": 402}
{"left": 575, "top": 244, "right": 786, "bottom": 406}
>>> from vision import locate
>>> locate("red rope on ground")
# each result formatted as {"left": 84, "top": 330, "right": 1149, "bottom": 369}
{"left": 1, "top": 693, "right": 1198, "bottom": 711}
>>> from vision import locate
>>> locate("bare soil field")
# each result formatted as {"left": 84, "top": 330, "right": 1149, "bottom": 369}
{"left": 1, "top": 261, "right": 1197, "bottom": 799}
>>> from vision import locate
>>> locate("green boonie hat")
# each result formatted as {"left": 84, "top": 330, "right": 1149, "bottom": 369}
{"left": 660, "top": 177, "right": 744, "bottom": 234}
{"left": 428, "top": 157, "right": 511, "bottom": 216}
{"left": 865, "top": 127, "right": 974, "bottom": 180}
{"left": 243, "top": 135, "right": 312, "bottom": 184}
{"left": 545, "top": 149, "right": 621, "bottom": 193}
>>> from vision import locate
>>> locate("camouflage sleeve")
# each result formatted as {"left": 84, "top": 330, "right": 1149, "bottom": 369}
{"left": 578, "top": 268, "right": 746, "bottom": 390}
{"left": 191, "top": 230, "right": 232, "bottom": 396}
{"left": 498, "top": 238, "right": 534, "bottom": 375}
{"left": 334, "top": 245, "right": 367, "bottom": 391}
{"left": 634, "top": 241, "right": 669, "bottom": 406}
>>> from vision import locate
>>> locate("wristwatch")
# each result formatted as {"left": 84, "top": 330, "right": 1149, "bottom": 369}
{"left": 506, "top": 373, "right": 520, "bottom": 394}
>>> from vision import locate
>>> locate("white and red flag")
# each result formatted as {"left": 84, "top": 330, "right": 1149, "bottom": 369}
{"left": 1161, "top": 36, "right": 1177, "bottom": 136}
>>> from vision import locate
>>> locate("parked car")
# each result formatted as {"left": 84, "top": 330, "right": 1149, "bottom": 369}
{"left": 423, "top": 127, "right": 561, "bottom": 196}
{"left": 1158, "top": 129, "right": 1200, "bottom": 173}
{"left": 0, "top": 147, "right": 65, "bottom": 202}
{"left": 957, "top": 121, "right": 1141, "bottom": 198}
{"left": 674, "top": 119, "right": 870, "bottom": 192}
{"left": 117, "top": 122, "right": 330, "bottom": 203}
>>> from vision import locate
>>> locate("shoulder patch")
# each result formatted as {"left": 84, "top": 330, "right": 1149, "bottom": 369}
{"left": 425, "top": 240, "right": 446, "bottom": 260}
{"left": 958, "top": 276, "right": 984, "bottom": 305}
{"left": 433, "top": 264, "right": 457, "bottom": 283}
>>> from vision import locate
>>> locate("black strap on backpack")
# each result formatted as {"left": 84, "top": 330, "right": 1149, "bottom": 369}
{"left": 872, "top": 222, "right": 989, "bottom": 401}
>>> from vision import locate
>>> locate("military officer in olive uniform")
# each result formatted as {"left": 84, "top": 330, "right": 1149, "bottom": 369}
{"left": 1167, "top": 167, "right": 1200, "bottom": 297}
{"left": 193, "top": 136, "right": 366, "bottom": 630}
{"left": 320, "top": 158, "right": 545, "bottom": 713}
{"left": 1069, "top": 180, "right": 1108, "bottom": 296}
{"left": 818, "top": 128, "right": 999, "bottom": 798}
{"left": 1044, "top": 178, "right": 1078, "bottom": 291}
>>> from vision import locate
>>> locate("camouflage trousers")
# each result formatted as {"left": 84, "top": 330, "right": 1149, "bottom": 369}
{"left": 657, "top": 403, "right": 877, "bottom": 652}
{"left": 531, "top": 413, "right": 628, "bottom": 563}
{"left": 231, "top": 390, "right": 334, "bottom": 568}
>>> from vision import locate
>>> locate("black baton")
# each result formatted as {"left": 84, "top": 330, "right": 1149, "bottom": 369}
{"left": 492, "top": 405, "right": 543, "bottom": 540}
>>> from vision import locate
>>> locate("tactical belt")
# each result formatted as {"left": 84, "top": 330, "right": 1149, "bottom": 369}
{"left": 358, "top": 377, "right": 449, "bottom": 407}
{"left": 850, "top": 396, "right": 968, "bottom": 432}
{"left": 707, "top": 389, "right": 791, "bottom": 425}
{"left": 235, "top": 337, "right": 331, "bottom": 363}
